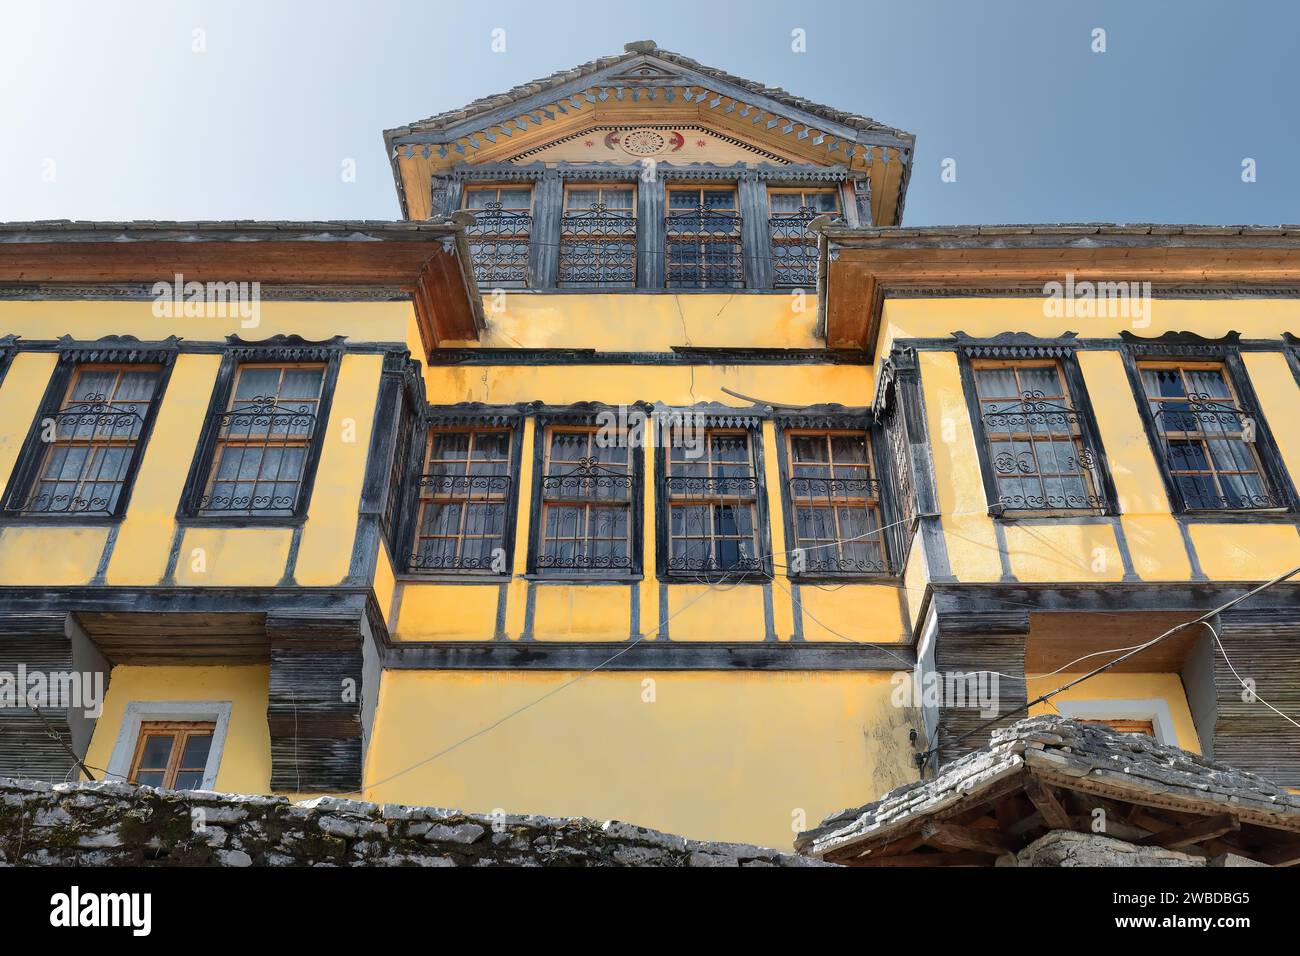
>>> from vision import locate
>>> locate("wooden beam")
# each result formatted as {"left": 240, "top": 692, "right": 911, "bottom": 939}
{"left": 870, "top": 851, "right": 994, "bottom": 867}
{"left": 1139, "top": 813, "right": 1239, "bottom": 849}
{"left": 1023, "top": 776, "right": 1073, "bottom": 830}
{"left": 921, "top": 821, "right": 1019, "bottom": 855}
{"left": 1256, "top": 840, "right": 1300, "bottom": 867}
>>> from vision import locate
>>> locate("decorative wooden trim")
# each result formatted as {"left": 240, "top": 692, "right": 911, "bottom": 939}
{"left": 0, "top": 350, "right": 177, "bottom": 523}
{"left": 382, "top": 640, "right": 914, "bottom": 670}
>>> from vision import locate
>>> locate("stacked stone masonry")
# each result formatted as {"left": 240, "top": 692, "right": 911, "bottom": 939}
{"left": 0, "top": 777, "right": 827, "bottom": 867}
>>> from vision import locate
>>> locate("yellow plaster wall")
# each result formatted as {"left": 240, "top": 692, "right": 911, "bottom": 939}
{"left": 365, "top": 669, "right": 920, "bottom": 847}
{"left": 0, "top": 525, "right": 109, "bottom": 585}
{"left": 794, "top": 584, "right": 909, "bottom": 643}
{"left": 1245, "top": 351, "right": 1300, "bottom": 481}
{"left": 664, "top": 584, "right": 769, "bottom": 641}
{"left": 447, "top": 293, "right": 823, "bottom": 352}
{"left": 394, "top": 583, "right": 500, "bottom": 641}
{"left": 106, "top": 354, "right": 221, "bottom": 585}
{"left": 0, "top": 351, "right": 58, "bottom": 482}
{"left": 1026, "top": 672, "right": 1201, "bottom": 754}
{"left": 422, "top": 363, "right": 870, "bottom": 407}
{"left": 84, "top": 665, "right": 272, "bottom": 793}
{"left": 1188, "top": 524, "right": 1300, "bottom": 580}
{"left": 294, "top": 354, "right": 383, "bottom": 586}
{"left": 531, "top": 584, "right": 632, "bottom": 641}
{"left": 173, "top": 527, "right": 293, "bottom": 586}
{"left": 0, "top": 300, "right": 412, "bottom": 346}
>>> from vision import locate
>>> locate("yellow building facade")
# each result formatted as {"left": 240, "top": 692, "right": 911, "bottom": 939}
{"left": 0, "top": 43, "right": 1297, "bottom": 848}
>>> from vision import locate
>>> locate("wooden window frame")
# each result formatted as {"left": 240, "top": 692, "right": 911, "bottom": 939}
{"left": 558, "top": 183, "right": 638, "bottom": 289}
{"left": 127, "top": 720, "right": 216, "bottom": 790}
{"left": 965, "top": 357, "right": 1109, "bottom": 516}
{"left": 410, "top": 424, "right": 518, "bottom": 575}
{"left": 180, "top": 353, "right": 340, "bottom": 525}
{"left": 664, "top": 184, "right": 745, "bottom": 290}
{"left": 655, "top": 422, "right": 771, "bottom": 582}
{"left": 2, "top": 358, "right": 172, "bottom": 522}
{"left": 1124, "top": 350, "right": 1296, "bottom": 516}
{"left": 528, "top": 421, "right": 643, "bottom": 579}
{"left": 958, "top": 351, "right": 1117, "bottom": 518}
{"left": 463, "top": 184, "right": 534, "bottom": 289}
{"left": 776, "top": 426, "right": 892, "bottom": 579}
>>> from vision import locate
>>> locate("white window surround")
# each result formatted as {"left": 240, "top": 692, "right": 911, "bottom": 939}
{"left": 1053, "top": 698, "right": 1180, "bottom": 747}
{"left": 105, "top": 700, "right": 233, "bottom": 791}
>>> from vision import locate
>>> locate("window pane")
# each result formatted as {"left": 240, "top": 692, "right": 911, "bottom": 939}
{"left": 180, "top": 734, "right": 213, "bottom": 769}
{"left": 137, "top": 734, "right": 174, "bottom": 770}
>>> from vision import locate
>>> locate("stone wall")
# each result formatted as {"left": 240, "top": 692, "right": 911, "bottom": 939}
{"left": 1001, "top": 830, "right": 1265, "bottom": 868}
{"left": 0, "top": 777, "right": 825, "bottom": 867}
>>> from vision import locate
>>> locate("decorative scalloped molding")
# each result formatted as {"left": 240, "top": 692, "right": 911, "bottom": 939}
{"left": 952, "top": 330, "right": 1081, "bottom": 358}
{"left": 55, "top": 334, "right": 181, "bottom": 365}
{"left": 225, "top": 333, "right": 347, "bottom": 362}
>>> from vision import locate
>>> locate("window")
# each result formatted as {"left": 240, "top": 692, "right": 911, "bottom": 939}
{"left": 191, "top": 363, "right": 326, "bottom": 518}
{"left": 535, "top": 426, "right": 636, "bottom": 574}
{"left": 464, "top": 185, "right": 532, "bottom": 288}
{"left": 784, "top": 430, "right": 888, "bottom": 575}
{"left": 1079, "top": 718, "right": 1155, "bottom": 738}
{"left": 769, "top": 188, "right": 839, "bottom": 288}
{"left": 664, "top": 428, "right": 765, "bottom": 576}
{"left": 971, "top": 359, "right": 1106, "bottom": 514}
{"left": 412, "top": 427, "right": 514, "bottom": 572}
{"left": 128, "top": 721, "right": 215, "bottom": 790}
{"left": 1137, "top": 360, "right": 1281, "bottom": 511}
{"left": 665, "top": 186, "right": 744, "bottom": 289}
{"left": 559, "top": 185, "right": 636, "bottom": 287}
{"left": 7, "top": 364, "right": 162, "bottom": 517}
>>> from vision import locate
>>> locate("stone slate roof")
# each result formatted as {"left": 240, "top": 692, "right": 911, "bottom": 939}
{"left": 386, "top": 41, "right": 913, "bottom": 143}
{"left": 796, "top": 715, "right": 1300, "bottom": 861}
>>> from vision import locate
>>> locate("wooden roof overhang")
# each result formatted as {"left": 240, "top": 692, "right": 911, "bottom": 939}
{"left": 816, "top": 223, "right": 1300, "bottom": 358}
{"left": 796, "top": 718, "right": 1300, "bottom": 867}
{"left": 0, "top": 219, "right": 485, "bottom": 357}
{"left": 384, "top": 44, "right": 915, "bottom": 225}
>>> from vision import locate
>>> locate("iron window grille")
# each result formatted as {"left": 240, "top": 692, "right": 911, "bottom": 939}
{"left": 663, "top": 428, "right": 766, "bottom": 577}
{"left": 971, "top": 359, "right": 1108, "bottom": 514}
{"left": 768, "top": 189, "right": 840, "bottom": 289}
{"left": 535, "top": 426, "right": 636, "bottom": 573}
{"left": 784, "top": 429, "right": 890, "bottom": 575}
{"left": 411, "top": 427, "right": 514, "bottom": 573}
{"left": 880, "top": 387, "right": 917, "bottom": 565}
{"left": 192, "top": 363, "right": 326, "bottom": 518}
{"left": 464, "top": 186, "right": 533, "bottom": 288}
{"left": 381, "top": 392, "right": 416, "bottom": 555}
{"left": 559, "top": 186, "right": 636, "bottom": 287}
{"left": 1137, "top": 361, "right": 1283, "bottom": 512}
{"left": 7, "top": 364, "right": 163, "bottom": 518}
{"left": 665, "top": 187, "right": 744, "bottom": 289}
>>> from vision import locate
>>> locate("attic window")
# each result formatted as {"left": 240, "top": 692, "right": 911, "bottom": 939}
{"left": 769, "top": 188, "right": 839, "bottom": 289}
{"left": 665, "top": 187, "right": 744, "bottom": 290}
{"left": 559, "top": 185, "right": 636, "bottom": 288}
{"left": 463, "top": 186, "right": 533, "bottom": 289}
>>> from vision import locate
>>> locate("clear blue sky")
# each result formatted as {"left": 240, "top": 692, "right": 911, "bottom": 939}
{"left": 1, "top": 0, "right": 1296, "bottom": 226}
